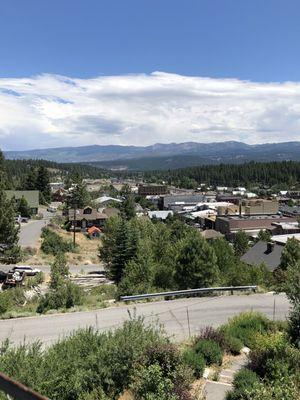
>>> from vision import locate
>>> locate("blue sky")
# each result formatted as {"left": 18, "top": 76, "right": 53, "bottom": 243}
{"left": 1, "top": 1, "right": 300, "bottom": 150}
{"left": 1, "top": 0, "right": 300, "bottom": 81}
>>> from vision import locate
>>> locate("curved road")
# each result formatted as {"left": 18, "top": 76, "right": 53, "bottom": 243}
{"left": 0, "top": 293, "right": 290, "bottom": 346}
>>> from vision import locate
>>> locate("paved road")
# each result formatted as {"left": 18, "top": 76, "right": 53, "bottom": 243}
{"left": 0, "top": 293, "right": 290, "bottom": 347}
{"left": 19, "top": 219, "right": 48, "bottom": 248}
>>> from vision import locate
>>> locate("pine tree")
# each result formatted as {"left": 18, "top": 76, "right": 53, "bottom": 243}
{"left": 0, "top": 189, "right": 21, "bottom": 263}
{"left": 36, "top": 166, "right": 51, "bottom": 203}
{"left": 174, "top": 232, "right": 219, "bottom": 289}
{"left": 24, "top": 166, "right": 38, "bottom": 190}
{"left": 17, "top": 196, "right": 32, "bottom": 218}
{"left": 257, "top": 229, "right": 272, "bottom": 242}
{"left": 233, "top": 231, "right": 249, "bottom": 257}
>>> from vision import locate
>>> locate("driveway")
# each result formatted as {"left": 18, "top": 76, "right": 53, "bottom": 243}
{"left": 19, "top": 219, "right": 48, "bottom": 248}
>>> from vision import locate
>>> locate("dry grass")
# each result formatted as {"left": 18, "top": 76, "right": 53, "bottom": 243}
{"left": 22, "top": 227, "right": 101, "bottom": 266}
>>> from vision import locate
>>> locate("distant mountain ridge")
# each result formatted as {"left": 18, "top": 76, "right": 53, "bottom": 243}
{"left": 4, "top": 141, "right": 300, "bottom": 170}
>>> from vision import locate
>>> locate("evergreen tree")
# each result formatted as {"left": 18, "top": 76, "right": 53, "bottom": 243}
{"left": 257, "top": 229, "right": 272, "bottom": 242}
{"left": 174, "top": 232, "right": 219, "bottom": 289}
{"left": 0, "top": 189, "right": 21, "bottom": 263}
{"left": 24, "top": 166, "right": 38, "bottom": 190}
{"left": 100, "top": 217, "right": 138, "bottom": 283}
{"left": 50, "top": 253, "right": 70, "bottom": 289}
{"left": 233, "top": 231, "right": 249, "bottom": 257}
{"left": 211, "top": 238, "right": 236, "bottom": 281}
{"left": 280, "top": 238, "right": 300, "bottom": 270}
{"left": 121, "top": 194, "right": 136, "bottom": 220}
{"left": 36, "top": 166, "right": 51, "bottom": 203}
{"left": 68, "top": 176, "right": 90, "bottom": 209}
{"left": 17, "top": 196, "right": 32, "bottom": 218}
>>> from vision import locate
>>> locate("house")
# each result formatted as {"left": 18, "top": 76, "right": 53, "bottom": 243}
{"left": 98, "top": 207, "right": 120, "bottom": 218}
{"left": 52, "top": 188, "right": 68, "bottom": 202}
{"left": 68, "top": 206, "right": 108, "bottom": 230}
{"left": 241, "top": 241, "right": 284, "bottom": 271}
{"left": 5, "top": 190, "right": 39, "bottom": 215}
{"left": 94, "top": 196, "right": 122, "bottom": 206}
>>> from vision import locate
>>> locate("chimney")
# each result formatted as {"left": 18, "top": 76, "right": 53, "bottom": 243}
{"left": 266, "top": 242, "right": 274, "bottom": 254}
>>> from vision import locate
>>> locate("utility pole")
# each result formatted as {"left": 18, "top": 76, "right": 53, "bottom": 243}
{"left": 73, "top": 203, "right": 77, "bottom": 248}
{"left": 186, "top": 307, "right": 191, "bottom": 338}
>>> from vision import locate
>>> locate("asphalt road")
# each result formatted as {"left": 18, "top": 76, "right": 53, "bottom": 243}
{"left": 0, "top": 293, "right": 290, "bottom": 347}
{"left": 19, "top": 219, "right": 48, "bottom": 248}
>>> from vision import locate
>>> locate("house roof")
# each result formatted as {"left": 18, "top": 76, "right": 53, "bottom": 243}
{"left": 241, "top": 240, "right": 284, "bottom": 271}
{"left": 148, "top": 210, "right": 173, "bottom": 220}
{"left": 95, "top": 196, "right": 122, "bottom": 204}
{"left": 5, "top": 190, "right": 39, "bottom": 208}
{"left": 87, "top": 226, "right": 101, "bottom": 234}
{"left": 68, "top": 207, "right": 108, "bottom": 221}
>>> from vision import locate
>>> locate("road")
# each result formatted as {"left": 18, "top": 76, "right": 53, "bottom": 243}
{"left": 18, "top": 219, "right": 48, "bottom": 248}
{"left": 0, "top": 293, "right": 290, "bottom": 347}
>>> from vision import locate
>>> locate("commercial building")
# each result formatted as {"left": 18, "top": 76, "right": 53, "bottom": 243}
{"left": 215, "top": 214, "right": 297, "bottom": 239}
{"left": 242, "top": 199, "right": 279, "bottom": 215}
{"left": 138, "top": 184, "right": 168, "bottom": 196}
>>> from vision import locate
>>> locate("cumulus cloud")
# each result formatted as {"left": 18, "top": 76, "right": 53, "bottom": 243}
{"left": 0, "top": 72, "right": 300, "bottom": 150}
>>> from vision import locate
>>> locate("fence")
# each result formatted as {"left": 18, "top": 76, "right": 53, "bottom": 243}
{"left": 120, "top": 285, "right": 257, "bottom": 302}
{"left": 0, "top": 372, "right": 49, "bottom": 400}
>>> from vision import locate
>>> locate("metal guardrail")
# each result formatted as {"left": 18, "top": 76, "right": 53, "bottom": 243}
{"left": 0, "top": 372, "right": 49, "bottom": 400}
{"left": 120, "top": 285, "right": 257, "bottom": 302}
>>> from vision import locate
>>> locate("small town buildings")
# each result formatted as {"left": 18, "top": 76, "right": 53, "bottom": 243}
{"left": 200, "top": 229, "right": 224, "bottom": 241}
{"left": 138, "top": 184, "right": 168, "bottom": 196}
{"left": 94, "top": 196, "right": 122, "bottom": 206}
{"left": 162, "top": 194, "right": 206, "bottom": 210}
{"left": 242, "top": 199, "right": 279, "bottom": 215}
{"left": 68, "top": 206, "right": 108, "bottom": 229}
{"left": 5, "top": 190, "right": 39, "bottom": 215}
{"left": 52, "top": 188, "right": 68, "bottom": 202}
{"left": 215, "top": 214, "right": 297, "bottom": 239}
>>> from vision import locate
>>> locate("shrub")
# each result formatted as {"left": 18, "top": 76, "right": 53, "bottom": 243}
{"left": 132, "top": 364, "right": 178, "bottom": 400}
{"left": 182, "top": 348, "right": 205, "bottom": 378}
{"left": 0, "top": 291, "right": 11, "bottom": 314}
{"left": 194, "top": 339, "right": 223, "bottom": 366}
{"left": 41, "top": 228, "right": 73, "bottom": 255}
{"left": 220, "top": 312, "right": 272, "bottom": 348}
{"left": 224, "top": 336, "right": 243, "bottom": 355}
{"left": 226, "top": 368, "right": 260, "bottom": 400}
{"left": 37, "top": 281, "right": 83, "bottom": 313}
{"left": 196, "top": 326, "right": 226, "bottom": 350}
{"left": 140, "top": 343, "right": 182, "bottom": 377}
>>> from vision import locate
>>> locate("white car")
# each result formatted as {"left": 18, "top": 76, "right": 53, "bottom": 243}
{"left": 11, "top": 266, "right": 41, "bottom": 276}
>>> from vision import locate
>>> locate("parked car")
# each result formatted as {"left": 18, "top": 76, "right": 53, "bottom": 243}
{"left": 10, "top": 266, "right": 41, "bottom": 276}
{"left": 47, "top": 206, "right": 57, "bottom": 213}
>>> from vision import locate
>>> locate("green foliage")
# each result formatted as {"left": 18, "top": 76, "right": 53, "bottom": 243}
{"left": 0, "top": 189, "right": 21, "bottom": 264}
{"left": 50, "top": 253, "right": 70, "bottom": 289}
{"left": 182, "top": 349, "right": 205, "bottom": 378}
{"left": 280, "top": 238, "right": 300, "bottom": 270}
{"left": 257, "top": 229, "right": 272, "bottom": 242}
{"left": 174, "top": 232, "right": 219, "bottom": 289}
{"left": 220, "top": 312, "right": 272, "bottom": 348}
{"left": 120, "top": 194, "right": 136, "bottom": 220}
{"left": 68, "top": 177, "right": 90, "bottom": 208}
{"left": 16, "top": 195, "right": 32, "bottom": 217}
{"left": 41, "top": 228, "right": 73, "bottom": 255}
{"left": 194, "top": 339, "right": 223, "bottom": 366}
{"left": 0, "top": 291, "right": 11, "bottom": 314}
{"left": 36, "top": 166, "right": 51, "bottom": 203}
{"left": 226, "top": 368, "right": 260, "bottom": 400}
{"left": 0, "top": 318, "right": 167, "bottom": 400}
{"left": 233, "top": 231, "right": 249, "bottom": 257}
{"left": 132, "top": 364, "right": 179, "bottom": 400}
{"left": 224, "top": 336, "right": 243, "bottom": 355}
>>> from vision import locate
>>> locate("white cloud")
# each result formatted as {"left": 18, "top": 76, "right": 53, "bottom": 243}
{"left": 0, "top": 72, "right": 300, "bottom": 150}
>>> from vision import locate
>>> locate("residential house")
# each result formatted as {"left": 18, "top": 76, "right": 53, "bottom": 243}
{"left": 5, "top": 190, "right": 39, "bottom": 215}
{"left": 68, "top": 206, "right": 108, "bottom": 230}
{"left": 241, "top": 241, "right": 283, "bottom": 272}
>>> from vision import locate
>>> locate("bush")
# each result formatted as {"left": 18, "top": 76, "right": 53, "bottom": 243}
{"left": 41, "top": 228, "right": 73, "bottom": 255}
{"left": 0, "top": 291, "right": 11, "bottom": 314}
{"left": 132, "top": 364, "right": 178, "bottom": 400}
{"left": 182, "top": 348, "right": 205, "bottom": 378}
{"left": 37, "top": 281, "right": 83, "bottom": 313}
{"left": 220, "top": 312, "right": 272, "bottom": 348}
{"left": 194, "top": 339, "right": 223, "bottom": 366}
{"left": 226, "top": 368, "right": 260, "bottom": 400}
{"left": 224, "top": 336, "right": 243, "bottom": 355}
{"left": 196, "top": 326, "right": 226, "bottom": 350}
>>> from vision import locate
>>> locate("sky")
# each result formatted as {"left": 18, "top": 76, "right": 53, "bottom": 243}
{"left": 1, "top": 0, "right": 300, "bottom": 150}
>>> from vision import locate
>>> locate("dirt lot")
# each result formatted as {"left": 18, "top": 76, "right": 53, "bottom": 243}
{"left": 23, "top": 227, "right": 101, "bottom": 266}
